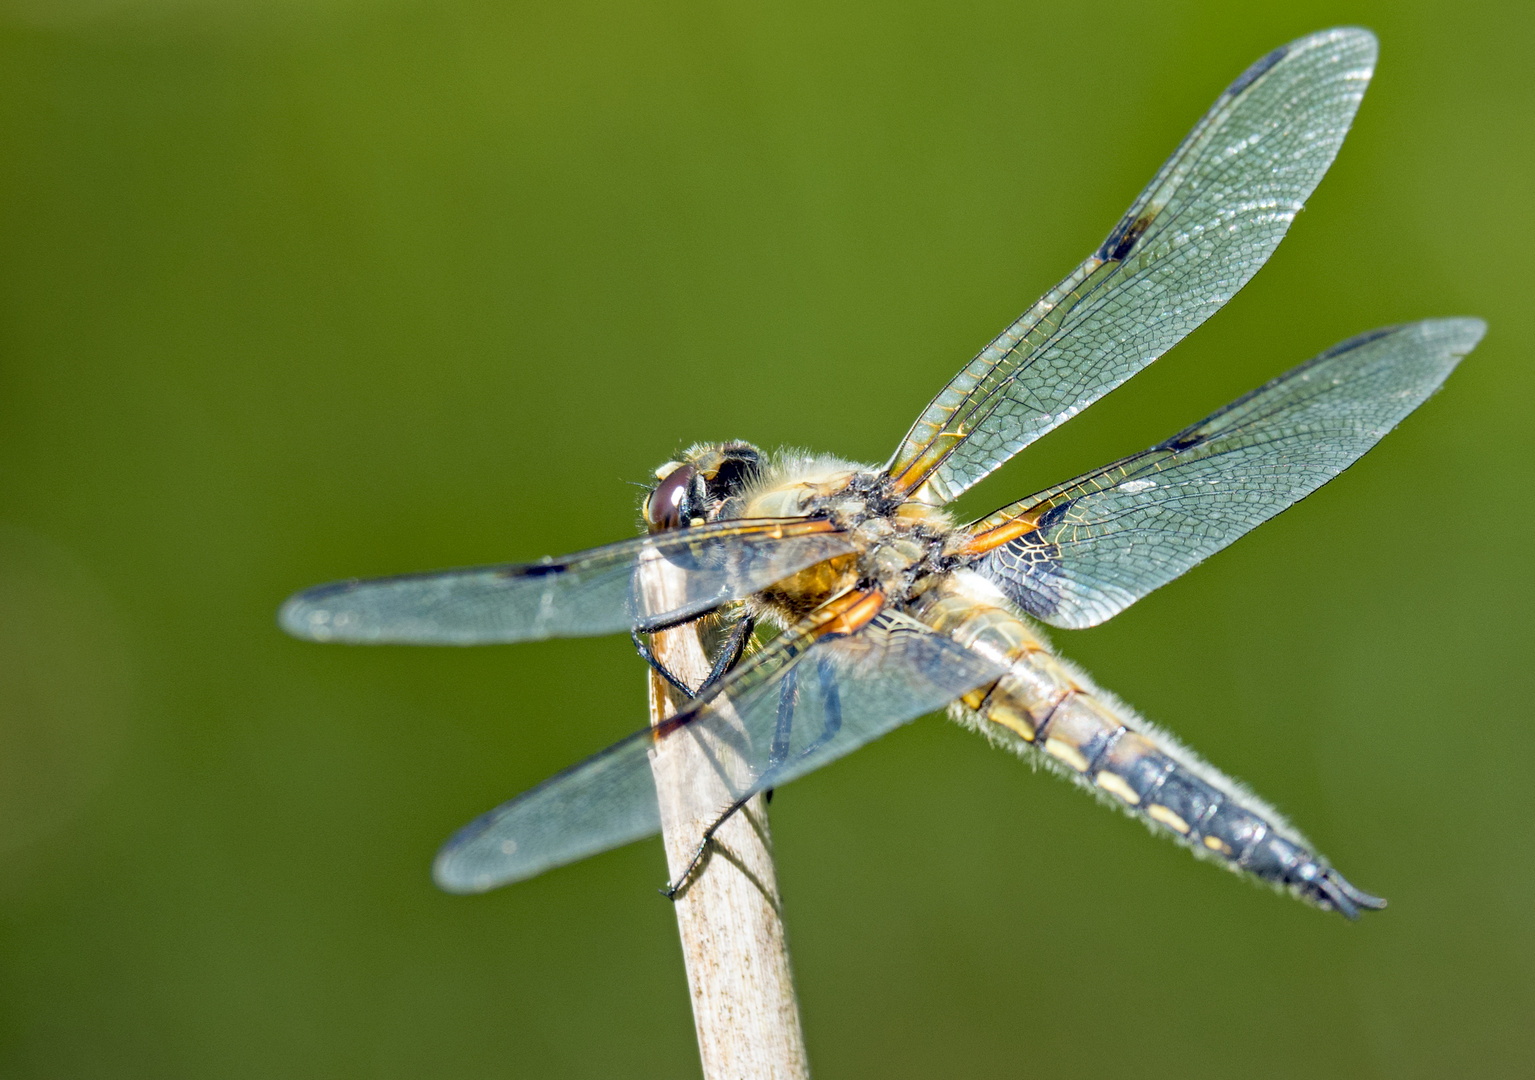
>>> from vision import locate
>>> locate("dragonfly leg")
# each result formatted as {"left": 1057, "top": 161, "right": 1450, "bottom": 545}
{"left": 742, "top": 653, "right": 841, "bottom": 816}
{"left": 696, "top": 615, "right": 756, "bottom": 696}
{"left": 631, "top": 629, "right": 694, "bottom": 698}
{"left": 661, "top": 790, "right": 758, "bottom": 900}
{"left": 634, "top": 614, "right": 755, "bottom": 700}
{"left": 796, "top": 656, "right": 842, "bottom": 758}
{"left": 661, "top": 665, "right": 800, "bottom": 899}
{"left": 662, "top": 659, "right": 842, "bottom": 900}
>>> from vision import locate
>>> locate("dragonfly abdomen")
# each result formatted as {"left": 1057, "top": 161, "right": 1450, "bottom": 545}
{"left": 915, "top": 575, "right": 1385, "bottom": 918}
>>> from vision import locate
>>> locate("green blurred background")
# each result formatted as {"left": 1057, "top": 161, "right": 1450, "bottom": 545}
{"left": 0, "top": 0, "right": 1528, "bottom": 1076}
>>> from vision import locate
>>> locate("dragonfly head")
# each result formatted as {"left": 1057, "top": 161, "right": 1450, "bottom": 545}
{"left": 645, "top": 442, "right": 764, "bottom": 531}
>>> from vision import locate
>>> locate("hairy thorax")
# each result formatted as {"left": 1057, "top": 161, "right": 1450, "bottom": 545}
{"left": 720, "top": 453, "right": 968, "bottom": 625}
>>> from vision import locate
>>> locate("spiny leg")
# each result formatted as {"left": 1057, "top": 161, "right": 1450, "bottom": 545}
{"left": 661, "top": 793, "right": 760, "bottom": 900}
{"left": 631, "top": 629, "right": 694, "bottom": 697}
{"left": 630, "top": 608, "right": 724, "bottom": 696}
{"left": 813, "top": 655, "right": 842, "bottom": 747}
{"left": 697, "top": 615, "right": 756, "bottom": 696}
{"left": 661, "top": 666, "right": 800, "bottom": 899}
{"left": 632, "top": 614, "right": 754, "bottom": 699}
{"left": 662, "top": 657, "right": 843, "bottom": 899}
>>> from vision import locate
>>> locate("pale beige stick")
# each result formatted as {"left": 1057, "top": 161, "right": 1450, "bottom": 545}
{"left": 642, "top": 555, "right": 810, "bottom": 1080}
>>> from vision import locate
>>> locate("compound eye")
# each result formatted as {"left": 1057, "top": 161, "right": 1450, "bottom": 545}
{"left": 646, "top": 465, "right": 695, "bottom": 531}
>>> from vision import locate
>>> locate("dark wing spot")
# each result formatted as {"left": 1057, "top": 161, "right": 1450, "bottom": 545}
{"left": 510, "top": 561, "right": 565, "bottom": 579}
{"left": 1225, "top": 42, "right": 1287, "bottom": 98}
{"left": 1035, "top": 501, "right": 1073, "bottom": 532}
{"left": 1315, "top": 325, "right": 1396, "bottom": 361}
{"left": 1159, "top": 427, "right": 1208, "bottom": 453}
{"left": 1098, "top": 211, "right": 1156, "bottom": 263}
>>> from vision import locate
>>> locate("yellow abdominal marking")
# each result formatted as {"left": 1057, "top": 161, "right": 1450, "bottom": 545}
{"left": 1094, "top": 771, "right": 1140, "bottom": 805}
{"left": 1146, "top": 804, "right": 1191, "bottom": 834}
{"left": 986, "top": 702, "right": 1036, "bottom": 742}
{"left": 1203, "top": 835, "right": 1233, "bottom": 855}
{"left": 1044, "top": 737, "right": 1090, "bottom": 772}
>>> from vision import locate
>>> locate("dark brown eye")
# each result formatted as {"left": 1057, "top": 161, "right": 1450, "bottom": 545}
{"left": 646, "top": 465, "right": 694, "bottom": 531}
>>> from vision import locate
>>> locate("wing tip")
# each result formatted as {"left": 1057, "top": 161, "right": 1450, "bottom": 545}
{"left": 1427, "top": 316, "right": 1488, "bottom": 354}
{"left": 1324, "top": 316, "right": 1487, "bottom": 366}
{"left": 432, "top": 849, "right": 501, "bottom": 895}
{"left": 277, "top": 589, "right": 334, "bottom": 641}
{"left": 277, "top": 581, "right": 385, "bottom": 643}
{"left": 1222, "top": 28, "right": 1379, "bottom": 125}
{"left": 1257, "top": 29, "right": 1377, "bottom": 96}
{"left": 432, "top": 806, "right": 549, "bottom": 895}
{"left": 1383, "top": 316, "right": 1487, "bottom": 370}
{"left": 1295, "top": 26, "right": 1379, "bottom": 61}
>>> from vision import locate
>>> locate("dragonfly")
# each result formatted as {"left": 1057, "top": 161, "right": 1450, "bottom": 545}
{"left": 281, "top": 28, "right": 1484, "bottom": 919}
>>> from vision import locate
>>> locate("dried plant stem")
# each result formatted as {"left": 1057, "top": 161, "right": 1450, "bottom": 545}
{"left": 643, "top": 566, "right": 809, "bottom": 1079}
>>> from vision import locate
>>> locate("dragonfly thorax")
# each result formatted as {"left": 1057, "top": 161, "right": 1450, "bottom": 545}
{"left": 714, "top": 450, "right": 963, "bottom": 621}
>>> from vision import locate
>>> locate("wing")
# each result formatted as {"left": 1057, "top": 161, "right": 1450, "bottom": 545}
{"left": 966, "top": 318, "right": 1485, "bottom": 629}
{"left": 432, "top": 603, "right": 1006, "bottom": 892}
{"left": 886, "top": 28, "right": 1378, "bottom": 505}
{"left": 278, "top": 518, "right": 854, "bottom": 644}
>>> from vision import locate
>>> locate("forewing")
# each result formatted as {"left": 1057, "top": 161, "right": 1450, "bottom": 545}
{"left": 886, "top": 28, "right": 1378, "bottom": 504}
{"left": 432, "top": 608, "right": 1005, "bottom": 892}
{"left": 279, "top": 518, "right": 854, "bottom": 644}
{"left": 969, "top": 318, "right": 1485, "bottom": 629}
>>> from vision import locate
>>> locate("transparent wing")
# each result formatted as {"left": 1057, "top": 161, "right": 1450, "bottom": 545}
{"left": 433, "top": 605, "right": 1006, "bottom": 892}
{"left": 279, "top": 518, "right": 854, "bottom": 644}
{"left": 968, "top": 318, "right": 1485, "bottom": 629}
{"left": 886, "top": 28, "right": 1378, "bottom": 504}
